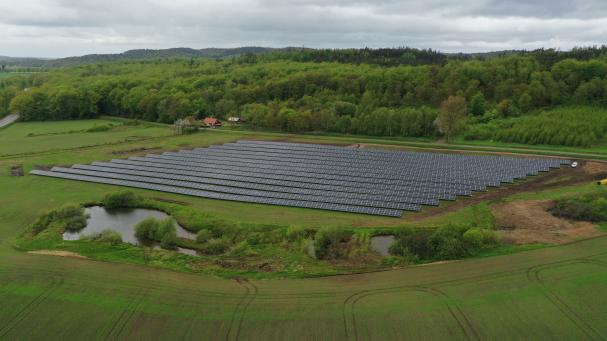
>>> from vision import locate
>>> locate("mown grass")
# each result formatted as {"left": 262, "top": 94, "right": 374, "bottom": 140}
{"left": 0, "top": 119, "right": 170, "bottom": 156}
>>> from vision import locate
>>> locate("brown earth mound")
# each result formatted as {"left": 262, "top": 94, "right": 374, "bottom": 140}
{"left": 491, "top": 200, "right": 602, "bottom": 244}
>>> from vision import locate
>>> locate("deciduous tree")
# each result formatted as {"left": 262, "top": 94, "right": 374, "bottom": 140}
{"left": 437, "top": 95, "right": 467, "bottom": 143}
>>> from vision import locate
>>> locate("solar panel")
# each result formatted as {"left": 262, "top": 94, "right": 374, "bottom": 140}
{"left": 29, "top": 140, "right": 569, "bottom": 217}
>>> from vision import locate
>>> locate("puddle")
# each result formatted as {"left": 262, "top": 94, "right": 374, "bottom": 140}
{"left": 371, "top": 235, "right": 395, "bottom": 256}
{"left": 63, "top": 206, "right": 198, "bottom": 255}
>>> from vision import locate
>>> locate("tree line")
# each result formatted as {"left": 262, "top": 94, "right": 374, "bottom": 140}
{"left": 1, "top": 50, "right": 607, "bottom": 144}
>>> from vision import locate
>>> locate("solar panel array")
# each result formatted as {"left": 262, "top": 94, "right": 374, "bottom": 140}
{"left": 30, "top": 140, "right": 570, "bottom": 217}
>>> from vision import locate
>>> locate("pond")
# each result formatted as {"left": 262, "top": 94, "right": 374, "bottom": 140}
{"left": 63, "top": 206, "right": 198, "bottom": 254}
{"left": 371, "top": 235, "right": 395, "bottom": 256}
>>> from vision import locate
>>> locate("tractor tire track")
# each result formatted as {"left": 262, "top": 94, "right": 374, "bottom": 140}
{"left": 526, "top": 260, "right": 607, "bottom": 341}
{"left": 343, "top": 285, "right": 477, "bottom": 341}
{"left": 0, "top": 270, "right": 64, "bottom": 338}
{"left": 341, "top": 247, "right": 607, "bottom": 341}
{"left": 225, "top": 278, "right": 252, "bottom": 341}
{"left": 234, "top": 279, "right": 258, "bottom": 341}
{"left": 427, "top": 286, "right": 480, "bottom": 341}
{"left": 103, "top": 290, "right": 147, "bottom": 341}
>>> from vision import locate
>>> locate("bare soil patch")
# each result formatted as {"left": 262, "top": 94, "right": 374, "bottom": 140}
{"left": 491, "top": 200, "right": 602, "bottom": 244}
{"left": 583, "top": 160, "right": 607, "bottom": 179}
{"left": 28, "top": 250, "right": 88, "bottom": 259}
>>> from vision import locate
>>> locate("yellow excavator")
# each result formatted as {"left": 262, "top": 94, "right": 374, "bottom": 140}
{"left": 599, "top": 179, "right": 607, "bottom": 186}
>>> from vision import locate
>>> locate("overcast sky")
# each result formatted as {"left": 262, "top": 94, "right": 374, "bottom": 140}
{"left": 1, "top": 0, "right": 606, "bottom": 58}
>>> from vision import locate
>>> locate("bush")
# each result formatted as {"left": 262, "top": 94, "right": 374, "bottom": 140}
{"left": 200, "top": 239, "right": 230, "bottom": 255}
{"left": 390, "top": 225, "right": 499, "bottom": 261}
{"left": 207, "top": 221, "right": 240, "bottom": 240}
{"left": 462, "top": 228, "right": 499, "bottom": 253}
{"left": 56, "top": 205, "right": 88, "bottom": 232}
{"left": 156, "top": 218, "right": 176, "bottom": 239}
{"left": 56, "top": 205, "right": 85, "bottom": 219}
{"left": 134, "top": 217, "right": 160, "bottom": 241}
{"left": 314, "top": 227, "right": 353, "bottom": 260}
{"left": 429, "top": 225, "right": 470, "bottom": 260}
{"left": 160, "top": 233, "right": 178, "bottom": 250}
{"left": 552, "top": 191, "right": 607, "bottom": 222}
{"left": 29, "top": 205, "right": 89, "bottom": 233}
{"left": 102, "top": 191, "right": 142, "bottom": 209}
{"left": 63, "top": 215, "right": 88, "bottom": 232}
{"left": 285, "top": 226, "right": 314, "bottom": 242}
{"left": 196, "top": 229, "right": 213, "bottom": 243}
{"left": 134, "top": 217, "right": 178, "bottom": 249}
{"left": 388, "top": 227, "right": 432, "bottom": 259}
{"left": 30, "top": 211, "right": 55, "bottom": 234}
{"left": 158, "top": 219, "right": 178, "bottom": 249}
{"left": 89, "top": 229, "right": 123, "bottom": 245}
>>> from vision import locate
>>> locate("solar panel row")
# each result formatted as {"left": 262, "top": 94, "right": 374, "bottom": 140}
{"left": 29, "top": 140, "right": 569, "bottom": 216}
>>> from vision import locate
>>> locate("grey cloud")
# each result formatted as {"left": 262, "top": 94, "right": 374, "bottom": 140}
{"left": 0, "top": 0, "right": 605, "bottom": 58}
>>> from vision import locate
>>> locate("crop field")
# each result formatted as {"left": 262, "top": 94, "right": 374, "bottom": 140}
{"left": 1, "top": 120, "right": 607, "bottom": 339}
{"left": 1, "top": 234, "right": 606, "bottom": 339}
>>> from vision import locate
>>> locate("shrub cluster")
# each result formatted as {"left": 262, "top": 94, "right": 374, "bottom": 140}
{"left": 551, "top": 191, "right": 607, "bottom": 222}
{"left": 134, "top": 217, "right": 178, "bottom": 249}
{"left": 102, "top": 191, "right": 142, "bottom": 209}
{"left": 29, "top": 204, "right": 89, "bottom": 234}
{"left": 389, "top": 225, "right": 500, "bottom": 261}
{"left": 314, "top": 227, "right": 354, "bottom": 260}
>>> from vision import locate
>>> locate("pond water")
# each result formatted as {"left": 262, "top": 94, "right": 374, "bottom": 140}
{"left": 63, "top": 206, "right": 197, "bottom": 254}
{"left": 371, "top": 235, "right": 395, "bottom": 256}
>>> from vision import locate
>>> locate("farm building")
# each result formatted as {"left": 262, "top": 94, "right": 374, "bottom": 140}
{"left": 202, "top": 117, "right": 222, "bottom": 128}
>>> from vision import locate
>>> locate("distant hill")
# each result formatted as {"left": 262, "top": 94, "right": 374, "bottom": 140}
{"left": 0, "top": 47, "right": 280, "bottom": 68}
{"left": 1, "top": 46, "right": 606, "bottom": 69}
{"left": 44, "top": 47, "right": 280, "bottom": 67}
{"left": 0, "top": 56, "right": 49, "bottom": 68}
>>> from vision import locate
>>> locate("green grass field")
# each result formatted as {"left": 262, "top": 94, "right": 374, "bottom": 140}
{"left": 2, "top": 120, "right": 607, "bottom": 339}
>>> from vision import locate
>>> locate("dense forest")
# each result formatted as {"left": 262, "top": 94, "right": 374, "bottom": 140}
{"left": 2, "top": 47, "right": 607, "bottom": 146}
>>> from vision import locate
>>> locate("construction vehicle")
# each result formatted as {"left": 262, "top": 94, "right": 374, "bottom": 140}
{"left": 599, "top": 179, "right": 607, "bottom": 186}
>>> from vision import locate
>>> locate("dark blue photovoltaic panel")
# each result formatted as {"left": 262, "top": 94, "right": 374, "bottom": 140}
{"left": 29, "top": 140, "right": 570, "bottom": 216}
